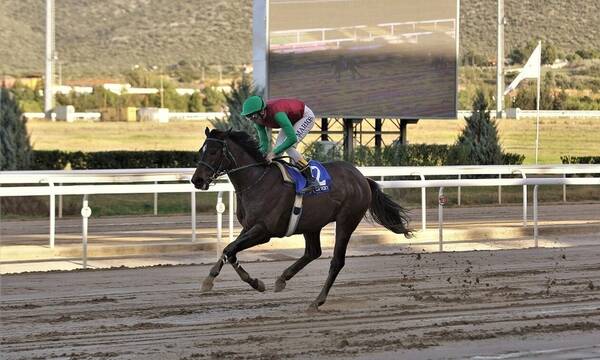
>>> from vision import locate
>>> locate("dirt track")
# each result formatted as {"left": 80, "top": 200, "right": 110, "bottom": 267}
{"left": 2, "top": 244, "right": 600, "bottom": 359}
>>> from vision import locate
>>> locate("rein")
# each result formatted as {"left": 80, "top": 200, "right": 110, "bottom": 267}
{"left": 197, "top": 137, "right": 268, "bottom": 193}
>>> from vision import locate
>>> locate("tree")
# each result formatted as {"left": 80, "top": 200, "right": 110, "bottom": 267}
{"left": 449, "top": 90, "right": 503, "bottom": 165}
{"left": 508, "top": 48, "right": 526, "bottom": 65}
{"left": 188, "top": 91, "right": 206, "bottom": 112}
{"left": 202, "top": 86, "right": 225, "bottom": 112}
{"left": 542, "top": 42, "right": 558, "bottom": 65}
{"left": 10, "top": 81, "right": 43, "bottom": 112}
{"left": 209, "top": 74, "right": 262, "bottom": 137}
{"left": 1, "top": 89, "right": 32, "bottom": 170}
{"left": 512, "top": 72, "right": 563, "bottom": 110}
{"left": 512, "top": 42, "right": 559, "bottom": 65}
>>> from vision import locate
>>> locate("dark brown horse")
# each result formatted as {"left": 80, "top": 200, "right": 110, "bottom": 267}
{"left": 191, "top": 128, "right": 411, "bottom": 311}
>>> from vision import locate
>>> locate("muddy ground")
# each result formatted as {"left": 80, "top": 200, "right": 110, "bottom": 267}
{"left": 1, "top": 245, "right": 600, "bottom": 359}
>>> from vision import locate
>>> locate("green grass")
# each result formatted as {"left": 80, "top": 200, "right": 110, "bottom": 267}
{"left": 406, "top": 118, "right": 600, "bottom": 165}
{"left": 27, "top": 117, "right": 600, "bottom": 164}
{"left": 27, "top": 120, "right": 212, "bottom": 152}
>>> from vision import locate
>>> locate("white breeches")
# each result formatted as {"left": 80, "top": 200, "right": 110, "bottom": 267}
{"left": 274, "top": 105, "right": 315, "bottom": 163}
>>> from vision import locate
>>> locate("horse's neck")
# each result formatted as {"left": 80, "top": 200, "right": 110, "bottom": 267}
{"left": 226, "top": 140, "right": 266, "bottom": 190}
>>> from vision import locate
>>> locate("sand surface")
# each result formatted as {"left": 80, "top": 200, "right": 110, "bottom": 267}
{"left": 2, "top": 245, "right": 600, "bottom": 359}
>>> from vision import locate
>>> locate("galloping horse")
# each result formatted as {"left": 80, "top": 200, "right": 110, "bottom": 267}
{"left": 191, "top": 128, "right": 411, "bottom": 311}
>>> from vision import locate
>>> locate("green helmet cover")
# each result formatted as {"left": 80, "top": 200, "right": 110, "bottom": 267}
{"left": 241, "top": 96, "right": 265, "bottom": 116}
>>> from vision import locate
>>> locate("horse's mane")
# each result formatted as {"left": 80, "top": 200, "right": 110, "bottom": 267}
{"left": 225, "top": 130, "right": 266, "bottom": 162}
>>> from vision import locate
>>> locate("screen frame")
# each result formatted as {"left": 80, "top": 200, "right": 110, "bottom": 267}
{"left": 256, "top": 0, "right": 461, "bottom": 120}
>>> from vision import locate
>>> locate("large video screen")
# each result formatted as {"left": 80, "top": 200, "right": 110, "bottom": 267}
{"left": 267, "top": 0, "right": 459, "bottom": 119}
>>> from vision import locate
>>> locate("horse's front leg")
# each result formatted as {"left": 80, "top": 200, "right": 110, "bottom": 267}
{"left": 201, "top": 253, "right": 228, "bottom": 292}
{"left": 202, "top": 224, "right": 269, "bottom": 292}
{"left": 201, "top": 228, "right": 247, "bottom": 292}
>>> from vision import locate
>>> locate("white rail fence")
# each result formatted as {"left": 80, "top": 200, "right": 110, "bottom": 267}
{"left": 1, "top": 165, "right": 598, "bottom": 267}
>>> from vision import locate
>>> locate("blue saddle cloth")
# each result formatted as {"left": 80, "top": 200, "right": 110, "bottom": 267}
{"left": 285, "top": 160, "right": 332, "bottom": 195}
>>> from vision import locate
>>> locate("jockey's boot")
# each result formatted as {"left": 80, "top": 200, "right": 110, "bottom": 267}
{"left": 297, "top": 158, "right": 320, "bottom": 193}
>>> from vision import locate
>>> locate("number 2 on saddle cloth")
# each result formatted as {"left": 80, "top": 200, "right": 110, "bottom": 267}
{"left": 285, "top": 160, "right": 332, "bottom": 195}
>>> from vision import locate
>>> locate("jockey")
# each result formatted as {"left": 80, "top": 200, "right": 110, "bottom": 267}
{"left": 241, "top": 95, "right": 320, "bottom": 192}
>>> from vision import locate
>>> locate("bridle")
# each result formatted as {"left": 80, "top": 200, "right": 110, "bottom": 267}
{"left": 196, "top": 137, "right": 268, "bottom": 192}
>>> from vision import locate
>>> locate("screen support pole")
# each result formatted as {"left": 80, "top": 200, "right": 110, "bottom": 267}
{"left": 399, "top": 119, "right": 419, "bottom": 145}
{"left": 343, "top": 118, "right": 355, "bottom": 161}
{"left": 375, "top": 118, "right": 382, "bottom": 148}
{"left": 321, "top": 118, "right": 329, "bottom": 141}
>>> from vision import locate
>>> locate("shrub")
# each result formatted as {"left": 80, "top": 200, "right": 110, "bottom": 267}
{"left": 202, "top": 86, "right": 226, "bottom": 112}
{"left": 29, "top": 150, "right": 199, "bottom": 170}
{"left": 31, "top": 150, "right": 70, "bottom": 170}
{"left": 561, "top": 155, "right": 600, "bottom": 164}
{"left": 28, "top": 143, "right": 525, "bottom": 171}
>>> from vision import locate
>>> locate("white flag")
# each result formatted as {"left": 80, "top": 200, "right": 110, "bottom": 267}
{"left": 504, "top": 43, "right": 541, "bottom": 95}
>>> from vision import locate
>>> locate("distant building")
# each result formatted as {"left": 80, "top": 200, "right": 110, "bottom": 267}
{"left": 0, "top": 75, "right": 16, "bottom": 88}
{"left": 18, "top": 74, "right": 43, "bottom": 89}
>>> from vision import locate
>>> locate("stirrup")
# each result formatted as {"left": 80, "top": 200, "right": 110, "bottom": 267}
{"left": 301, "top": 179, "right": 320, "bottom": 193}
{"left": 299, "top": 164, "right": 318, "bottom": 192}
{"left": 302, "top": 176, "right": 321, "bottom": 193}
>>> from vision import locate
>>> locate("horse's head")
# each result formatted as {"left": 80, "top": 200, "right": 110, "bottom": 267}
{"left": 191, "top": 127, "right": 233, "bottom": 190}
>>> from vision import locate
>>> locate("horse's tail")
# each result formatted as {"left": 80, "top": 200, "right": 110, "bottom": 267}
{"left": 367, "top": 178, "right": 412, "bottom": 238}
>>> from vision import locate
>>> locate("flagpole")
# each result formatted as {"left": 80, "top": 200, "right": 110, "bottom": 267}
{"left": 535, "top": 40, "right": 541, "bottom": 164}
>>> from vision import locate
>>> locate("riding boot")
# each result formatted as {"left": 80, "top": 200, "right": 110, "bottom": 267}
{"left": 299, "top": 164, "right": 320, "bottom": 192}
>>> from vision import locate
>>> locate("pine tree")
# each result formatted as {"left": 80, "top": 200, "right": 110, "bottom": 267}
{"left": 1, "top": 88, "right": 32, "bottom": 170}
{"left": 450, "top": 90, "right": 503, "bottom": 165}
{"left": 209, "top": 74, "right": 262, "bottom": 138}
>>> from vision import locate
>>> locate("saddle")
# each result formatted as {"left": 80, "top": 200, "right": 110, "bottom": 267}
{"left": 272, "top": 160, "right": 332, "bottom": 236}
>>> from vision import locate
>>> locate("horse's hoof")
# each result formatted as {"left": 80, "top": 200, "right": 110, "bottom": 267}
{"left": 274, "top": 278, "right": 286, "bottom": 292}
{"left": 307, "top": 302, "right": 320, "bottom": 313}
{"left": 253, "top": 279, "right": 266, "bottom": 292}
{"left": 201, "top": 277, "right": 214, "bottom": 292}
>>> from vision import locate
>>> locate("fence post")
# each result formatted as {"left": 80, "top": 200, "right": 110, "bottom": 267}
{"left": 498, "top": 174, "right": 502, "bottom": 205}
{"left": 533, "top": 185, "right": 539, "bottom": 248}
{"left": 229, "top": 190, "right": 234, "bottom": 244}
{"left": 438, "top": 187, "right": 446, "bottom": 252}
{"left": 412, "top": 172, "right": 426, "bottom": 231}
{"left": 154, "top": 181, "right": 158, "bottom": 215}
{"left": 47, "top": 180, "right": 56, "bottom": 248}
{"left": 81, "top": 194, "right": 92, "bottom": 269}
{"left": 563, "top": 174, "right": 567, "bottom": 203}
{"left": 523, "top": 182, "right": 528, "bottom": 227}
{"left": 512, "top": 170, "right": 527, "bottom": 227}
{"left": 216, "top": 191, "right": 225, "bottom": 258}
{"left": 58, "top": 182, "right": 63, "bottom": 218}
{"left": 191, "top": 191, "right": 196, "bottom": 242}
{"left": 457, "top": 174, "right": 461, "bottom": 206}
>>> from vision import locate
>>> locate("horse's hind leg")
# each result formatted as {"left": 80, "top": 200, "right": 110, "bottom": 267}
{"left": 275, "top": 230, "right": 322, "bottom": 292}
{"left": 309, "top": 216, "right": 361, "bottom": 311}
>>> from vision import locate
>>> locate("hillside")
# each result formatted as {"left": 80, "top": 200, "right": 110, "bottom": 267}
{"left": 1, "top": 0, "right": 599, "bottom": 77}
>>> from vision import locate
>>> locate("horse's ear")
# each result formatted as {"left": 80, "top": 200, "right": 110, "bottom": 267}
{"left": 205, "top": 127, "right": 210, "bottom": 136}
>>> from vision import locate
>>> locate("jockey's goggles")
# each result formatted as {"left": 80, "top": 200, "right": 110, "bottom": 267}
{"left": 245, "top": 112, "right": 262, "bottom": 121}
